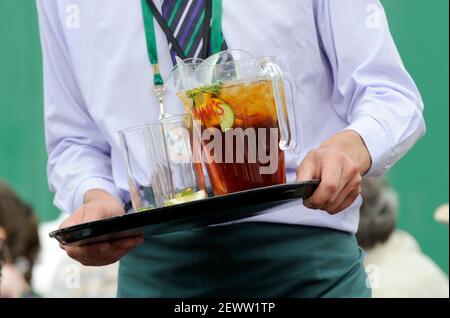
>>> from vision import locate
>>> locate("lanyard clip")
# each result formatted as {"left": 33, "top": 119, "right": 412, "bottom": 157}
{"left": 154, "top": 84, "right": 166, "bottom": 118}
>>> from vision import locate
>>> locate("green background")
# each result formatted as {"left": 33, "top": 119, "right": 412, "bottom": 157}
{"left": 0, "top": 1, "right": 448, "bottom": 273}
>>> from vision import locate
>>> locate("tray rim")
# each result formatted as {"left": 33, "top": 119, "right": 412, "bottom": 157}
{"left": 49, "top": 180, "right": 320, "bottom": 241}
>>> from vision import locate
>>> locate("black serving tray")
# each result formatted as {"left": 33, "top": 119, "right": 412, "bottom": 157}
{"left": 49, "top": 180, "right": 320, "bottom": 246}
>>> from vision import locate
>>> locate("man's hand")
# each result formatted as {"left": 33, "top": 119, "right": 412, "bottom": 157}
{"left": 59, "top": 189, "right": 143, "bottom": 266}
{"left": 296, "top": 130, "right": 371, "bottom": 214}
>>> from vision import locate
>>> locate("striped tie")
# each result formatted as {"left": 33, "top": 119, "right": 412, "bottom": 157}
{"left": 162, "top": 0, "right": 227, "bottom": 65}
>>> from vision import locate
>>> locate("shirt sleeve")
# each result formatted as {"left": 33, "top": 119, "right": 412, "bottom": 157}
{"left": 315, "top": 0, "right": 426, "bottom": 176}
{"left": 36, "top": 0, "right": 122, "bottom": 213}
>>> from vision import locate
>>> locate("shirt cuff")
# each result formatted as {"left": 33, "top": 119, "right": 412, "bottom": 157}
{"left": 72, "top": 177, "right": 123, "bottom": 212}
{"left": 345, "top": 114, "right": 394, "bottom": 177}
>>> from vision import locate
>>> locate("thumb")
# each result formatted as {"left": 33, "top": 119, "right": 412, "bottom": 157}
{"left": 59, "top": 213, "right": 81, "bottom": 229}
{"left": 296, "top": 152, "right": 318, "bottom": 182}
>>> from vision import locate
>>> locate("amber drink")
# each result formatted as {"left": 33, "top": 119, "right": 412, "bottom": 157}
{"left": 179, "top": 79, "right": 286, "bottom": 195}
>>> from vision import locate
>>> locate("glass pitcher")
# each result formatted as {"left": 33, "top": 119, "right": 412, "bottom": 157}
{"left": 167, "top": 50, "right": 302, "bottom": 195}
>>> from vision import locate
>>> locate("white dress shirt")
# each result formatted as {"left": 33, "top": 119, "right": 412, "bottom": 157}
{"left": 36, "top": 0, "right": 425, "bottom": 233}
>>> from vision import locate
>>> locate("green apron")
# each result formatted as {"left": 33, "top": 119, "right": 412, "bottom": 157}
{"left": 117, "top": 222, "right": 371, "bottom": 298}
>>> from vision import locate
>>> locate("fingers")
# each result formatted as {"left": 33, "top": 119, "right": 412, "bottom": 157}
{"left": 328, "top": 189, "right": 360, "bottom": 214}
{"left": 296, "top": 152, "right": 318, "bottom": 182}
{"left": 62, "top": 242, "right": 112, "bottom": 260}
{"left": 304, "top": 158, "right": 344, "bottom": 209}
{"left": 321, "top": 159, "right": 360, "bottom": 211}
{"left": 326, "top": 173, "right": 362, "bottom": 214}
{"left": 60, "top": 207, "right": 86, "bottom": 229}
{"left": 298, "top": 148, "right": 362, "bottom": 214}
{"left": 60, "top": 199, "right": 125, "bottom": 230}
{"left": 61, "top": 236, "right": 144, "bottom": 266}
{"left": 58, "top": 198, "right": 133, "bottom": 266}
{"left": 76, "top": 245, "right": 135, "bottom": 266}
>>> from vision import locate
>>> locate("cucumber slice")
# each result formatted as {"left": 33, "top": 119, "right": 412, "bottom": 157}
{"left": 164, "top": 190, "right": 207, "bottom": 206}
{"left": 219, "top": 103, "right": 235, "bottom": 132}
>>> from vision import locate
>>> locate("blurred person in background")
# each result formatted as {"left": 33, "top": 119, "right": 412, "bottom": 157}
{"left": 434, "top": 204, "right": 449, "bottom": 225}
{"left": 0, "top": 182, "right": 118, "bottom": 298}
{"left": 32, "top": 212, "right": 119, "bottom": 298}
{"left": 357, "top": 177, "right": 449, "bottom": 298}
{"left": 0, "top": 181, "right": 40, "bottom": 298}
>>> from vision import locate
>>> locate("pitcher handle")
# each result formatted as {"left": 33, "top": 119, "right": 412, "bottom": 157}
{"left": 263, "top": 62, "right": 302, "bottom": 156}
{"left": 282, "top": 72, "right": 303, "bottom": 157}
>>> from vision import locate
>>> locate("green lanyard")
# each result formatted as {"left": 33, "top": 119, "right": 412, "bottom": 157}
{"left": 141, "top": 0, "right": 224, "bottom": 88}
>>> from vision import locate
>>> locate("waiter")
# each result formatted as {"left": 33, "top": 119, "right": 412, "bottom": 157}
{"left": 36, "top": 0, "right": 425, "bottom": 297}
